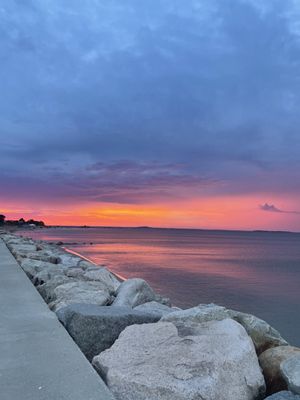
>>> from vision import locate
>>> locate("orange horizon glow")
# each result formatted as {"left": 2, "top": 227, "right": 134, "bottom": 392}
{"left": 2, "top": 194, "right": 300, "bottom": 232}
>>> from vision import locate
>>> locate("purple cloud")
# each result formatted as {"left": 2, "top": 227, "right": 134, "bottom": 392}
{"left": 260, "top": 203, "right": 300, "bottom": 214}
{"left": 0, "top": 161, "right": 218, "bottom": 205}
{"left": 70, "top": 161, "right": 218, "bottom": 204}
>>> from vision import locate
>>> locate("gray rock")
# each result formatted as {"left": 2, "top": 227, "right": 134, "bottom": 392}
{"left": 134, "top": 301, "right": 177, "bottom": 317}
{"left": 20, "top": 259, "right": 63, "bottom": 280}
{"left": 1, "top": 234, "right": 16, "bottom": 242}
{"left": 161, "top": 303, "right": 287, "bottom": 352}
{"left": 23, "top": 250, "right": 60, "bottom": 264}
{"left": 57, "top": 253, "right": 83, "bottom": 267}
{"left": 82, "top": 267, "right": 121, "bottom": 294}
{"left": 9, "top": 243, "right": 37, "bottom": 255}
{"left": 49, "top": 281, "right": 112, "bottom": 311}
{"left": 281, "top": 356, "right": 300, "bottom": 395}
{"left": 64, "top": 267, "right": 85, "bottom": 279}
{"left": 93, "top": 319, "right": 266, "bottom": 400}
{"left": 161, "top": 303, "right": 228, "bottom": 332}
{"left": 6, "top": 238, "right": 33, "bottom": 246}
{"left": 37, "top": 275, "right": 75, "bottom": 303}
{"left": 265, "top": 391, "right": 300, "bottom": 399}
{"left": 259, "top": 346, "right": 300, "bottom": 394}
{"left": 78, "top": 260, "right": 98, "bottom": 270}
{"left": 57, "top": 304, "right": 161, "bottom": 361}
{"left": 228, "top": 310, "right": 288, "bottom": 355}
{"left": 113, "top": 278, "right": 169, "bottom": 308}
{"left": 33, "top": 267, "right": 65, "bottom": 286}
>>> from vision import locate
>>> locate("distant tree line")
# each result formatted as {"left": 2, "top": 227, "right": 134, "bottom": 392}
{"left": 0, "top": 214, "right": 45, "bottom": 227}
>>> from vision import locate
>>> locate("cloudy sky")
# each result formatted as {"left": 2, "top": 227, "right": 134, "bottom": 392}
{"left": 1, "top": 0, "right": 300, "bottom": 230}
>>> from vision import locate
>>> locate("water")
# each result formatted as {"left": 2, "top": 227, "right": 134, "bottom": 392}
{"left": 22, "top": 227, "right": 300, "bottom": 346}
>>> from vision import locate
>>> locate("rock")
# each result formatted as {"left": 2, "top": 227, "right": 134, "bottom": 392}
{"left": 113, "top": 278, "right": 170, "bottom": 308}
{"left": 93, "top": 319, "right": 266, "bottom": 400}
{"left": 33, "top": 267, "right": 65, "bottom": 286}
{"left": 161, "top": 303, "right": 228, "bottom": 331}
{"left": 64, "top": 267, "right": 85, "bottom": 279}
{"left": 161, "top": 303, "right": 287, "bottom": 353}
{"left": 82, "top": 267, "right": 121, "bottom": 294}
{"left": 49, "top": 281, "right": 112, "bottom": 311}
{"left": 20, "top": 259, "right": 63, "bottom": 280}
{"left": 228, "top": 310, "right": 288, "bottom": 355}
{"left": 57, "top": 304, "right": 161, "bottom": 361}
{"left": 78, "top": 260, "right": 97, "bottom": 270}
{"left": 281, "top": 356, "right": 300, "bottom": 395}
{"left": 23, "top": 251, "right": 60, "bottom": 264}
{"left": 6, "top": 238, "right": 33, "bottom": 246}
{"left": 134, "top": 301, "right": 177, "bottom": 317}
{"left": 1, "top": 234, "right": 16, "bottom": 242}
{"left": 265, "top": 391, "right": 300, "bottom": 399}
{"left": 57, "top": 253, "right": 82, "bottom": 267}
{"left": 259, "top": 346, "right": 300, "bottom": 394}
{"left": 37, "top": 276, "right": 75, "bottom": 303}
{"left": 9, "top": 243, "right": 37, "bottom": 255}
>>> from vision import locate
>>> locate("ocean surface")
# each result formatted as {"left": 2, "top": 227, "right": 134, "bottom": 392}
{"left": 21, "top": 227, "right": 300, "bottom": 346}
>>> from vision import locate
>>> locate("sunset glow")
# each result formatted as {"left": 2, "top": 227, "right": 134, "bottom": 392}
{"left": 2, "top": 193, "right": 300, "bottom": 231}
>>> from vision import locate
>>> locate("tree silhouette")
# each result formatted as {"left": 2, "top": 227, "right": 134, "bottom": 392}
{"left": 0, "top": 215, "right": 6, "bottom": 225}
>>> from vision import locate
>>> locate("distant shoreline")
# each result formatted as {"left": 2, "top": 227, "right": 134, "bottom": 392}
{"left": 27, "top": 225, "right": 300, "bottom": 235}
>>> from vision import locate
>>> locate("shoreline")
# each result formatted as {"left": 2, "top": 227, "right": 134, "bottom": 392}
{"left": 63, "top": 246, "right": 127, "bottom": 282}
{"left": 18, "top": 224, "right": 300, "bottom": 235}
{"left": 1, "top": 230, "right": 300, "bottom": 399}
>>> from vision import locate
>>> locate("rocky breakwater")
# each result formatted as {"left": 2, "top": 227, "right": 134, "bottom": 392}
{"left": 1, "top": 232, "right": 300, "bottom": 400}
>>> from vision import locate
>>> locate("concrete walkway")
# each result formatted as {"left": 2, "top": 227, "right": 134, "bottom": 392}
{"left": 0, "top": 239, "right": 115, "bottom": 400}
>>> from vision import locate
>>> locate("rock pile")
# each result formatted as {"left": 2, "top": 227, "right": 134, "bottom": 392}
{"left": 1, "top": 232, "right": 300, "bottom": 400}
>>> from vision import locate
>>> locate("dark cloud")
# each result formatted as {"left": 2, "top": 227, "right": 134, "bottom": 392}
{"left": 260, "top": 203, "right": 283, "bottom": 213}
{"left": 260, "top": 203, "right": 300, "bottom": 214}
{"left": 1, "top": 0, "right": 300, "bottom": 204}
{"left": 0, "top": 161, "right": 217, "bottom": 204}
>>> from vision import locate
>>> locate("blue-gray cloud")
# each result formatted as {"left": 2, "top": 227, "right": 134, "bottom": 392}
{"left": 0, "top": 160, "right": 218, "bottom": 204}
{"left": 1, "top": 0, "right": 300, "bottom": 203}
{"left": 260, "top": 203, "right": 300, "bottom": 214}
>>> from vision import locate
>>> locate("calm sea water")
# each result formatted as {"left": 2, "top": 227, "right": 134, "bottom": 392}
{"left": 21, "top": 227, "right": 300, "bottom": 346}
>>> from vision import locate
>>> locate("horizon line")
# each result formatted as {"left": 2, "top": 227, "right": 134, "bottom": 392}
{"left": 43, "top": 224, "right": 300, "bottom": 235}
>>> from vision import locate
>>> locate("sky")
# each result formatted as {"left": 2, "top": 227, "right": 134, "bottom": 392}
{"left": 1, "top": 0, "right": 300, "bottom": 230}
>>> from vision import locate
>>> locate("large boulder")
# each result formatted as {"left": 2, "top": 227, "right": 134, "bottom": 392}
{"left": 82, "top": 267, "right": 121, "bottom": 294}
{"left": 162, "top": 303, "right": 288, "bottom": 354}
{"left": 1, "top": 234, "right": 17, "bottom": 242}
{"left": 93, "top": 319, "right": 266, "bottom": 400}
{"left": 265, "top": 392, "right": 300, "bottom": 399}
{"left": 113, "top": 278, "right": 170, "bottom": 308}
{"left": 64, "top": 267, "right": 86, "bottom": 279}
{"left": 228, "top": 310, "right": 288, "bottom": 355}
{"left": 9, "top": 243, "right": 37, "bottom": 255}
{"left": 259, "top": 346, "right": 300, "bottom": 394}
{"left": 56, "top": 253, "right": 83, "bottom": 267}
{"left": 22, "top": 250, "right": 60, "bottom": 264}
{"left": 78, "top": 260, "right": 98, "bottom": 270}
{"left": 37, "top": 275, "right": 75, "bottom": 303}
{"left": 48, "top": 281, "right": 112, "bottom": 311}
{"left": 48, "top": 265, "right": 120, "bottom": 294}
{"left": 20, "top": 259, "right": 63, "bottom": 280}
{"left": 6, "top": 238, "right": 33, "bottom": 246}
{"left": 281, "top": 356, "right": 300, "bottom": 395}
{"left": 161, "top": 303, "right": 228, "bottom": 331}
{"left": 134, "top": 301, "right": 177, "bottom": 317}
{"left": 57, "top": 304, "right": 161, "bottom": 361}
{"left": 33, "top": 267, "right": 66, "bottom": 286}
